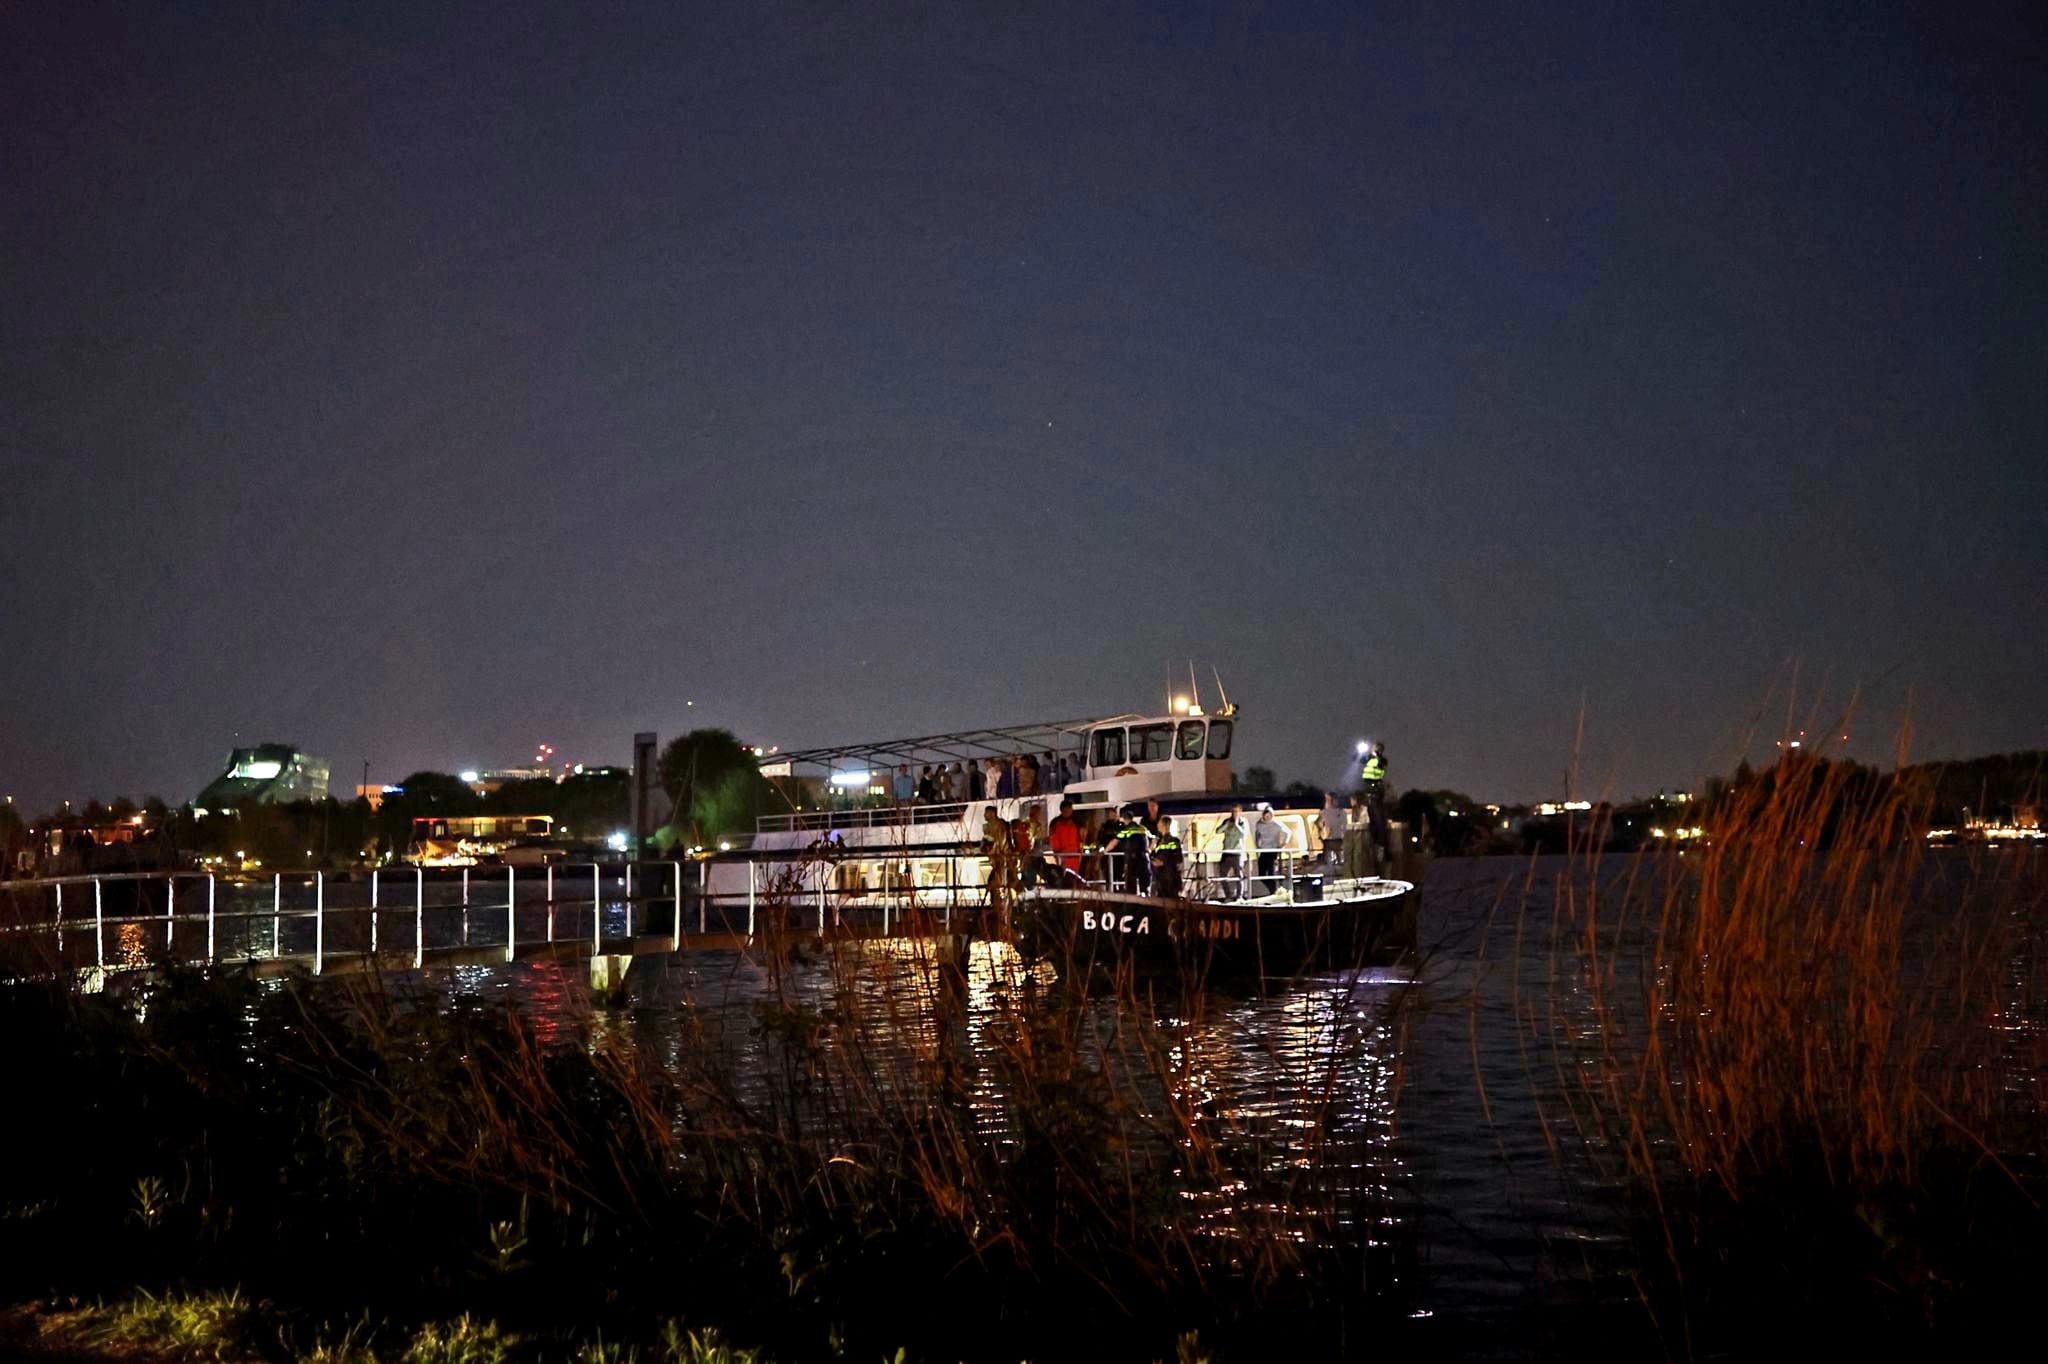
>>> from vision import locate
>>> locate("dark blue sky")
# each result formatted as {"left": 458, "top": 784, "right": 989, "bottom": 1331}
{"left": 3, "top": 0, "right": 2042, "bottom": 812}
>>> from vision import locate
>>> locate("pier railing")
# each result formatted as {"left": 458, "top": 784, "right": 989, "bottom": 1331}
{"left": 0, "top": 861, "right": 706, "bottom": 982}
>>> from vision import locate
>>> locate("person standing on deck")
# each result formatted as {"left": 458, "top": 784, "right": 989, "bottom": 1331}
{"left": 1152, "top": 817, "right": 1184, "bottom": 897}
{"left": 1359, "top": 742, "right": 1391, "bottom": 866}
{"left": 1214, "top": 804, "right": 1247, "bottom": 899}
{"left": 1252, "top": 803, "right": 1291, "bottom": 897}
{"left": 893, "top": 765, "right": 914, "bottom": 804}
{"left": 1086, "top": 809, "right": 1116, "bottom": 887}
{"left": 1112, "top": 804, "right": 1151, "bottom": 895}
{"left": 1048, "top": 797, "right": 1083, "bottom": 883}
{"left": 1014, "top": 807, "right": 1047, "bottom": 887}
{"left": 1097, "top": 802, "right": 1130, "bottom": 888}
{"left": 1344, "top": 794, "right": 1375, "bottom": 878}
{"left": 981, "top": 806, "right": 1012, "bottom": 898}
{"left": 1318, "top": 793, "right": 1345, "bottom": 868}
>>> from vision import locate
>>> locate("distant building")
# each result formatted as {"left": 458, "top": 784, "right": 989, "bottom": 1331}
{"left": 194, "top": 745, "right": 330, "bottom": 812}
{"left": 355, "top": 784, "right": 401, "bottom": 811}
{"left": 464, "top": 766, "right": 556, "bottom": 794}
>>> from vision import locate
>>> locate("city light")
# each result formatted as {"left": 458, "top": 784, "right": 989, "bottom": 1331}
{"left": 828, "top": 771, "right": 874, "bottom": 787}
{"left": 459, "top": 770, "right": 479, "bottom": 784}
{"left": 606, "top": 831, "right": 629, "bottom": 851}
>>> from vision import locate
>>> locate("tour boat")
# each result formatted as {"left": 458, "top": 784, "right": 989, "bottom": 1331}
{"left": 701, "top": 697, "right": 1415, "bottom": 974}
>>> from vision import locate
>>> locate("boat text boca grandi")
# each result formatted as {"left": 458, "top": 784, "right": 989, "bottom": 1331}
{"left": 700, "top": 696, "right": 1415, "bottom": 973}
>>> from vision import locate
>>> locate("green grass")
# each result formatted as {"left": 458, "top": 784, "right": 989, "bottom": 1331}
{"left": 94, "top": 1288, "right": 260, "bottom": 1360}
{"left": 25, "top": 1298, "right": 798, "bottom": 1364}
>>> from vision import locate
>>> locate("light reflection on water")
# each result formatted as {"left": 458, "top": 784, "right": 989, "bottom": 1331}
{"left": 299, "top": 853, "right": 2046, "bottom": 1356}
{"left": 432, "top": 932, "right": 1414, "bottom": 1285}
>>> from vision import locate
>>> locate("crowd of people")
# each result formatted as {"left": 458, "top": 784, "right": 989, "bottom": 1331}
{"left": 893, "top": 752, "right": 1080, "bottom": 806}
{"left": 868, "top": 740, "right": 1394, "bottom": 903}
{"left": 978, "top": 794, "right": 1384, "bottom": 903}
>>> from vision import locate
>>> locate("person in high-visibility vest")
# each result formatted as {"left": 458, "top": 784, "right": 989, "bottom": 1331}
{"left": 1151, "top": 817, "right": 1184, "bottom": 898}
{"left": 1359, "top": 742, "right": 1391, "bottom": 865}
{"left": 1112, "top": 804, "right": 1152, "bottom": 895}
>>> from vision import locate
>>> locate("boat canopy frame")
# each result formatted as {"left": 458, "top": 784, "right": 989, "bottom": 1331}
{"left": 762, "top": 716, "right": 1150, "bottom": 775}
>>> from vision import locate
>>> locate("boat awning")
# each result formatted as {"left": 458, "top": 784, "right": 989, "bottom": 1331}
{"left": 761, "top": 717, "right": 1140, "bottom": 774}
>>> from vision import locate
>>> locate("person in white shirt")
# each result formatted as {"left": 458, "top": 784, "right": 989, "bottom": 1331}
{"left": 1317, "top": 793, "right": 1344, "bottom": 868}
{"left": 1252, "top": 803, "right": 1291, "bottom": 897}
{"left": 1344, "top": 794, "right": 1375, "bottom": 878}
{"left": 1212, "top": 804, "right": 1247, "bottom": 899}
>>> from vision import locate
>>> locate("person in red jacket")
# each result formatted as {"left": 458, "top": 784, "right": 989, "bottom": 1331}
{"left": 1047, "top": 797, "right": 1084, "bottom": 885}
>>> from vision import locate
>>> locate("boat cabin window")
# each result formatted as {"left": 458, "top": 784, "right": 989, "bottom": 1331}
{"left": 1131, "top": 723, "right": 1173, "bottom": 763}
{"left": 1176, "top": 720, "right": 1206, "bottom": 760}
{"left": 1207, "top": 719, "right": 1233, "bottom": 759}
{"left": 1091, "top": 727, "right": 1125, "bottom": 766}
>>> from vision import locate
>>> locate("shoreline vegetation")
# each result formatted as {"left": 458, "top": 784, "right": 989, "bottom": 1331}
{"left": 0, "top": 918, "right": 1414, "bottom": 1363}
{"left": 1506, "top": 742, "right": 2048, "bottom": 1355}
{"left": 2, "top": 741, "right": 2044, "bottom": 1360}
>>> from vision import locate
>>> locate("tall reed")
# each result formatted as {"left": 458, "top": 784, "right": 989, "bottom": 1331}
{"left": 1512, "top": 739, "right": 2047, "bottom": 1349}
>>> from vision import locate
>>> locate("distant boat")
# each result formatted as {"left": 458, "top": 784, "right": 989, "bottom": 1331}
{"left": 405, "top": 814, "right": 565, "bottom": 868}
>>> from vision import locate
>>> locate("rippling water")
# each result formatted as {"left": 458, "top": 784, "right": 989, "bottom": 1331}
{"left": 422, "top": 858, "right": 1663, "bottom": 1353}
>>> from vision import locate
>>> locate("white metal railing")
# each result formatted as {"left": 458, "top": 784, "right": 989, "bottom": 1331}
{"left": 693, "top": 843, "right": 1371, "bottom": 939}
{"left": 0, "top": 861, "right": 702, "bottom": 982}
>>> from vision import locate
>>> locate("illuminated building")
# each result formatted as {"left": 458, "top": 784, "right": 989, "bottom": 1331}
{"left": 192, "top": 744, "right": 330, "bottom": 813}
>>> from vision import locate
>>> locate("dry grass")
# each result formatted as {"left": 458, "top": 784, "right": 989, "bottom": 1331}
{"left": 1504, "top": 730, "right": 2048, "bottom": 1349}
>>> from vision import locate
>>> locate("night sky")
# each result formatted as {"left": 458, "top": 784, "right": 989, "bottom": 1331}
{"left": 3, "top": 0, "right": 2042, "bottom": 812}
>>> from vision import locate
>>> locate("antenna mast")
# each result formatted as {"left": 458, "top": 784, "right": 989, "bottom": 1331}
{"left": 1187, "top": 659, "right": 1203, "bottom": 713}
{"left": 1212, "top": 666, "right": 1233, "bottom": 714}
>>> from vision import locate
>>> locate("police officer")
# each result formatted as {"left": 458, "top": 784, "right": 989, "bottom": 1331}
{"left": 1360, "top": 742, "right": 1391, "bottom": 866}
{"left": 1111, "top": 804, "right": 1151, "bottom": 895}
{"left": 1151, "top": 816, "right": 1184, "bottom": 898}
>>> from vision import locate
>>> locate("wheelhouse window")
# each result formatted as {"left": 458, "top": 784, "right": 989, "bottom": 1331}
{"left": 1131, "top": 723, "right": 1173, "bottom": 763}
{"left": 1175, "top": 720, "right": 1206, "bottom": 760}
{"left": 1091, "top": 728, "right": 1126, "bottom": 766}
{"left": 1207, "top": 720, "right": 1234, "bottom": 759}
